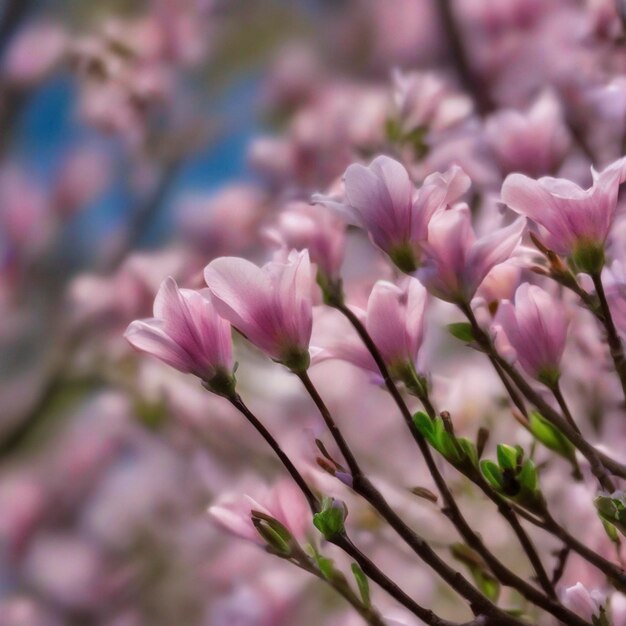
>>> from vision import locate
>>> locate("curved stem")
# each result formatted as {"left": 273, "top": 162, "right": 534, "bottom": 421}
{"left": 296, "top": 371, "right": 522, "bottom": 624}
{"left": 331, "top": 302, "right": 590, "bottom": 625}
{"left": 226, "top": 392, "right": 455, "bottom": 625}
{"left": 228, "top": 393, "right": 320, "bottom": 513}
{"left": 591, "top": 272, "right": 626, "bottom": 405}
{"left": 292, "top": 553, "right": 387, "bottom": 626}
{"left": 460, "top": 302, "right": 622, "bottom": 491}
{"left": 539, "top": 507, "right": 626, "bottom": 588}
{"left": 299, "top": 364, "right": 583, "bottom": 626}
{"left": 332, "top": 534, "right": 462, "bottom": 626}
{"left": 552, "top": 382, "right": 582, "bottom": 435}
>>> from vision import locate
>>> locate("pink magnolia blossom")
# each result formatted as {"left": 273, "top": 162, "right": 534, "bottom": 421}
{"left": 561, "top": 583, "right": 605, "bottom": 623}
{"left": 313, "top": 156, "right": 470, "bottom": 272}
{"left": 204, "top": 250, "right": 313, "bottom": 371}
{"left": 485, "top": 90, "right": 571, "bottom": 177}
{"left": 494, "top": 284, "right": 569, "bottom": 386}
{"left": 315, "top": 278, "right": 427, "bottom": 383}
{"left": 418, "top": 204, "right": 525, "bottom": 304}
{"left": 392, "top": 69, "right": 473, "bottom": 135}
{"left": 209, "top": 480, "right": 311, "bottom": 546}
{"left": 264, "top": 202, "right": 345, "bottom": 282}
{"left": 477, "top": 262, "right": 522, "bottom": 307}
{"left": 125, "top": 277, "right": 233, "bottom": 385}
{"left": 366, "top": 278, "right": 428, "bottom": 373}
{"left": 501, "top": 157, "right": 626, "bottom": 272}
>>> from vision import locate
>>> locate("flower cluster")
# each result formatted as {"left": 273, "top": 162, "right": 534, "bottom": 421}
{"left": 6, "top": 1, "right": 626, "bottom": 625}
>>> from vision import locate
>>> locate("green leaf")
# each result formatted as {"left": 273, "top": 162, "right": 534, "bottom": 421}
{"left": 497, "top": 444, "right": 519, "bottom": 471}
{"left": 351, "top": 564, "right": 371, "bottom": 608}
{"left": 480, "top": 460, "right": 504, "bottom": 490}
{"left": 314, "top": 553, "right": 336, "bottom": 581}
{"left": 457, "top": 437, "right": 479, "bottom": 469}
{"left": 447, "top": 322, "right": 475, "bottom": 343}
{"left": 601, "top": 519, "right": 621, "bottom": 545}
{"left": 313, "top": 498, "right": 347, "bottom": 540}
{"left": 412, "top": 411, "right": 434, "bottom": 442}
{"left": 439, "top": 431, "right": 463, "bottom": 463}
{"left": 517, "top": 459, "right": 538, "bottom": 492}
{"left": 528, "top": 411, "right": 576, "bottom": 463}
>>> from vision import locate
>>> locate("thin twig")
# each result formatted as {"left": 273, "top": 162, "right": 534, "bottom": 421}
{"left": 299, "top": 359, "right": 584, "bottom": 626}
{"left": 460, "top": 302, "right": 622, "bottom": 490}
{"left": 591, "top": 272, "right": 626, "bottom": 405}
{"left": 225, "top": 392, "right": 463, "bottom": 625}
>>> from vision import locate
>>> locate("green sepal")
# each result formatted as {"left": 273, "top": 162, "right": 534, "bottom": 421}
{"left": 351, "top": 563, "right": 371, "bottom": 608}
{"left": 314, "top": 552, "right": 336, "bottom": 581}
{"left": 413, "top": 412, "right": 478, "bottom": 472}
{"left": 251, "top": 511, "right": 293, "bottom": 556}
{"left": 480, "top": 460, "right": 504, "bottom": 490}
{"left": 528, "top": 411, "right": 577, "bottom": 467}
{"left": 446, "top": 322, "right": 475, "bottom": 343}
{"left": 496, "top": 444, "right": 520, "bottom": 471}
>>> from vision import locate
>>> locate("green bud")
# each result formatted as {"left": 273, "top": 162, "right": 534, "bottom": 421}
{"left": 313, "top": 497, "right": 348, "bottom": 540}
{"left": 528, "top": 411, "right": 578, "bottom": 473}
{"left": 251, "top": 510, "right": 294, "bottom": 556}
{"left": 595, "top": 492, "right": 626, "bottom": 537}
{"left": 351, "top": 564, "right": 371, "bottom": 608}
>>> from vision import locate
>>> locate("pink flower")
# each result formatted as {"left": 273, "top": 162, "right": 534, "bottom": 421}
{"left": 125, "top": 277, "right": 233, "bottom": 386}
{"left": 392, "top": 69, "right": 473, "bottom": 135}
{"left": 313, "top": 155, "right": 470, "bottom": 272}
{"left": 204, "top": 250, "right": 313, "bottom": 371}
{"left": 315, "top": 278, "right": 427, "bottom": 382}
{"left": 501, "top": 157, "right": 626, "bottom": 272}
{"left": 367, "top": 278, "right": 428, "bottom": 373}
{"left": 561, "top": 583, "right": 605, "bottom": 623}
{"left": 485, "top": 90, "right": 570, "bottom": 177}
{"left": 477, "top": 262, "right": 522, "bottom": 307}
{"left": 209, "top": 480, "right": 311, "bottom": 546}
{"left": 2, "top": 22, "right": 66, "bottom": 86}
{"left": 418, "top": 204, "right": 525, "bottom": 303}
{"left": 264, "top": 202, "right": 345, "bottom": 282}
{"left": 494, "top": 284, "right": 569, "bottom": 387}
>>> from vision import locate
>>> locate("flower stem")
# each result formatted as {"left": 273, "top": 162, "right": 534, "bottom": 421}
{"left": 551, "top": 382, "right": 582, "bottom": 435}
{"left": 591, "top": 271, "right": 626, "bottom": 405}
{"left": 331, "top": 301, "right": 591, "bottom": 625}
{"left": 460, "top": 302, "right": 622, "bottom": 491}
{"left": 299, "top": 362, "right": 584, "bottom": 625}
{"left": 226, "top": 392, "right": 455, "bottom": 625}
{"left": 228, "top": 393, "right": 320, "bottom": 514}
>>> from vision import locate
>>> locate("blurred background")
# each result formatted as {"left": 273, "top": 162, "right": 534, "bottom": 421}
{"left": 2, "top": 1, "right": 626, "bottom": 624}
